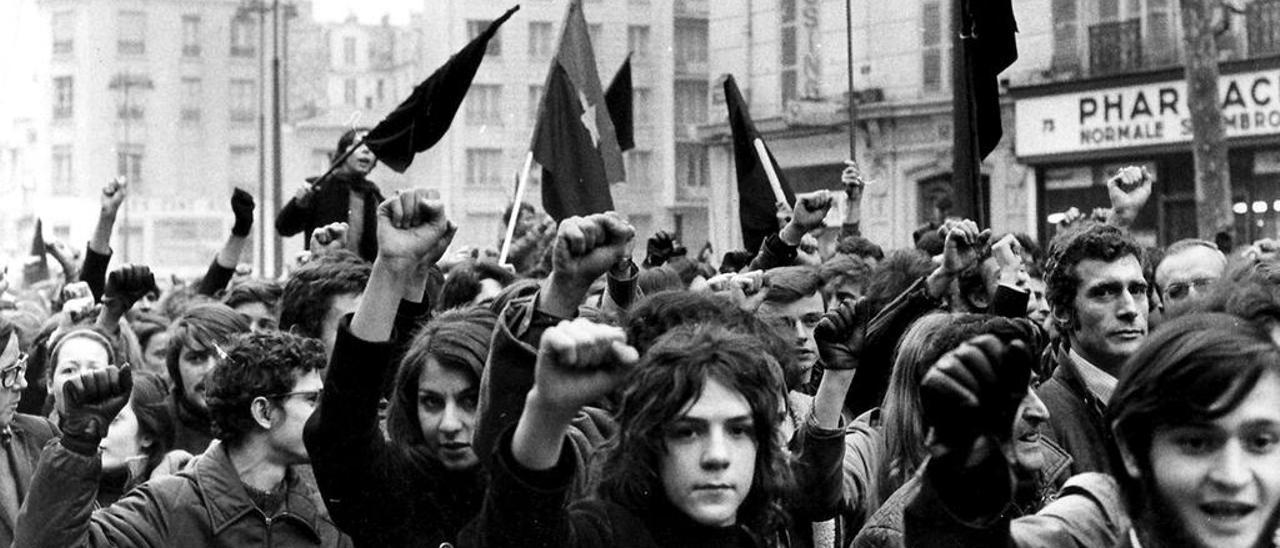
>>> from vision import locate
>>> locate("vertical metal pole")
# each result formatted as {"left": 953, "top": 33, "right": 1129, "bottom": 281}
{"left": 121, "top": 82, "right": 131, "bottom": 263}
{"left": 257, "top": 3, "right": 268, "bottom": 277}
{"left": 845, "top": 0, "right": 857, "bottom": 160}
{"left": 271, "top": 0, "right": 284, "bottom": 277}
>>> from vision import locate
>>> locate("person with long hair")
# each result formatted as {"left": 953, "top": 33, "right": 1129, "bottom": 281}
{"left": 95, "top": 372, "right": 176, "bottom": 506}
{"left": 907, "top": 312, "right": 1280, "bottom": 548}
{"left": 304, "top": 188, "right": 469, "bottom": 547}
{"left": 307, "top": 304, "right": 497, "bottom": 547}
{"left": 466, "top": 321, "right": 796, "bottom": 547}
{"left": 163, "top": 303, "right": 251, "bottom": 453}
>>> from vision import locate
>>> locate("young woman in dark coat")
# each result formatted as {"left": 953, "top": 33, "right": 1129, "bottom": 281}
{"left": 304, "top": 188, "right": 491, "bottom": 548}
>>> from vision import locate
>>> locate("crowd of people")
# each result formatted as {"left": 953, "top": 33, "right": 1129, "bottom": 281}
{"left": 0, "top": 129, "right": 1276, "bottom": 548}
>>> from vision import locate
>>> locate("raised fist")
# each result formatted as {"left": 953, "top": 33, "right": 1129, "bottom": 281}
{"left": 309, "top": 222, "right": 349, "bottom": 257}
{"left": 101, "top": 177, "right": 127, "bottom": 217}
{"left": 376, "top": 189, "right": 457, "bottom": 268}
{"left": 645, "top": 230, "right": 677, "bottom": 267}
{"left": 789, "top": 190, "right": 835, "bottom": 233}
{"left": 841, "top": 160, "right": 865, "bottom": 201}
{"left": 60, "top": 365, "right": 134, "bottom": 456}
{"left": 103, "top": 265, "right": 159, "bottom": 311}
{"left": 921, "top": 335, "right": 1032, "bottom": 450}
{"left": 814, "top": 297, "right": 872, "bottom": 371}
{"left": 532, "top": 318, "right": 639, "bottom": 412}
{"left": 230, "top": 188, "right": 256, "bottom": 237}
{"left": 939, "top": 219, "right": 991, "bottom": 276}
{"left": 551, "top": 212, "right": 635, "bottom": 285}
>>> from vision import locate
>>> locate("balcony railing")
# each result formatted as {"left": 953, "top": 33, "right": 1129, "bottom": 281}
{"left": 1089, "top": 19, "right": 1142, "bottom": 76}
{"left": 1249, "top": 0, "right": 1280, "bottom": 56}
{"left": 674, "top": 0, "right": 708, "bottom": 18}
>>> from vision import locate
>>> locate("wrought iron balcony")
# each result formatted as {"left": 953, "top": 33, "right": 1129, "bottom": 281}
{"left": 1089, "top": 19, "right": 1142, "bottom": 76}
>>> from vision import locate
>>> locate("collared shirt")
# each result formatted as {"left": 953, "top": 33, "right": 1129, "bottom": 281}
{"left": 1068, "top": 349, "right": 1117, "bottom": 405}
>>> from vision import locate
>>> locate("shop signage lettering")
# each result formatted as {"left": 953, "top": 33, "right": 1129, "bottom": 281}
{"left": 1014, "top": 68, "right": 1280, "bottom": 157}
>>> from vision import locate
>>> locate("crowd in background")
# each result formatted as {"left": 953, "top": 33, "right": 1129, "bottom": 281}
{"left": 0, "top": 130, "right": 1276, "bottom": 548}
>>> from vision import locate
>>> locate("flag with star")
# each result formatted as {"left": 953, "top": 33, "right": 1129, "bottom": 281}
{"left": 532, "top": 0, "right": 623, "bottom": 222}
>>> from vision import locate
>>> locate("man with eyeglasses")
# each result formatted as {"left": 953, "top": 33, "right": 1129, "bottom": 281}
{"left": 1154, "top": 238, "right": 1226, "bottom": 315}
{"left": 15, "top": 330, "right": 351, "bottom": 547}
{"left": 0, "top": 318, "right": 57, "bottom": 547}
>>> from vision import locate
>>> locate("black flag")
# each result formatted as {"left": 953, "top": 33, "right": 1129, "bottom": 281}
{"left": 605, "top": 55, "right": 634, "bottom": 152}
{"left": 23, "top": 218, "right": 49, "bottom": 285}
{"left": 364, "top": 5, "right": 519, "bottom": 173}
{"left": 724, "top": 74, "right": 795, "bottom": 254}
{"left": 951, "top": 0, "right": 1017, "bottom": 224}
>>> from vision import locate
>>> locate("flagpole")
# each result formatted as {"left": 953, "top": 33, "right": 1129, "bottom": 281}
{"left": 499, "top": 151, "right": 535, "bottom": 266}
{"left": 845, "top": 0, "right": 857, "bottom": 159}
{"left": 752, "top": 139, "right": 789, "bottom": 206}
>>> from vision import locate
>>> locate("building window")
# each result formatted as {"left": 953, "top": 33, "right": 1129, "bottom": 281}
{"left": 52, "top": 11, "right": 73, "bottom": 55}
{"left": 230, "top": 146, "right": 256, "bottom": 188}
{"left": 230, "top": 79, "right": 256, "bottom": 122}
{"left": 466, "top": 148, "right": 504, "bottom": 186}
{"left": 468, "top": 20, "right": 501, "bottom": 56}
{"left": 921, "top": 1, "right": 944, "bottom": 91}
{"left": 118, "top": 11, "right": 146, "bottom": 55}
{"left": 117, "top": 146, "right": 143, "bottom": 188}
{"left": 528, "top": 84, "right": 544, "bottom": 127}
{"left": 51, "top": 146, "right": 73, "bottom": 196}
{"left": 634, "top": 87, "right": 652, "bottom": 127}
{"left": 182, "top": 15, "right": 201, "bottom": 57}
{"left": 1051, "top": 0, "right": 1080, "bottom": 69}
{"left": 529, "top": 22, "right": 553, "bottom": 59}
{"left": 674, "top": 80, "right": 708, "bottom": 125}
{"left": 467, "top": 84, "right": 504, "bottom": 126}
{"left": 343, "top": 79, "right": 357, "bottom": 106}
{"left": 231, "top": 17, "right": 256, "bottom": 58}
{"left": 181, "top": 77, "right": 202, "bottom": 122}
{"left": 53, "top": 76, "right": 73, "bottom": 119}
{"left": 1144, "top": 0, "right": 1179, "bottom": 66}
{"left": 589, "top": 24, "right": 603, "bottom": 49}
{"left": 676, "top": 143, "right": 709, "bottom": 188}
{"left": 624, "top": 150, "right": 653, "bottom": 186}
{"left": 627, "top": 25, "right": 650, "bottom": 59}
{"left": 117, "top": 88, "right": 145, "bottom": 121}
{"left": 343, "top": 36, "right": 357, "bottom": 66}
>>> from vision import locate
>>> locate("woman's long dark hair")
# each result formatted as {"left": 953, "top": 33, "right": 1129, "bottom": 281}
{"left": 596, "top": 324, "right": 795, "bottom": 539}
{"left": 387, "top": 307, "right": 497, "bottom": 448}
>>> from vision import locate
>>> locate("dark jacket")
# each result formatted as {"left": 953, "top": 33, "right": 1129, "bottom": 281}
{"left": 850, "top": 437, "right": 1074, "bottom": 548}
{"left": 276, "top": 172, "right": 384, "bottom": 262}
{"left": 305, "top": 315, "right": 484, "bottom": 548}
{"left": 1036, "top": 348, "right": 1121, "bottom": 480}
{"left": 16, "top": 439, "right": 351, "bottom": 547}
{"left": 169, "top": 394, "right": 215, "bottom": 455}
{"left": 462, "top": 428, "right": 770, "bottom": 548}
{"left": 0, "top": 414, "right": 59, "bottom": 546}
{"left": 472, "top": 293, "right": 617, "bottom": 500}
{"left": 845, "top": 277, "right": 946, "bottom": 417}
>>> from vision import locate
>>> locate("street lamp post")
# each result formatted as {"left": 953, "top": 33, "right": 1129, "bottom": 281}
{"left": 108, "top": 72, "right": 153, "bottom": 263}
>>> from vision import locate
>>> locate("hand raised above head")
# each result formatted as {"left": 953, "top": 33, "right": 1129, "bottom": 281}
{"left": 551, "top": 212, "right": 635, "bottom": 285}
{"left": 531, "top": 318, "right": 639, "bottom": 412}
{"left": 60, "top": 365, "right": 134, "bottom": 456}
{"left": 921, "top": 335, "right": 1032, "bottom": 451}
{"left": 376, "top": 189, "right": 456, "bottom": 268}
{"left": 938, "top": 219, "right": 991, "bottom": 276}
{"left": 814, "top": 297, "right": 872, "bottom": 371}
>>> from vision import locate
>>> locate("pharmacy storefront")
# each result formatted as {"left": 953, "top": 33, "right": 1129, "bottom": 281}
{"left": 1012, "top": 59, "right": 1280, "bottom": 246}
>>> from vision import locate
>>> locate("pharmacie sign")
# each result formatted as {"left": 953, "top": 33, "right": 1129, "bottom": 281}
{"left": 1014, "top": 68, "right": 1280, "bottom": 157}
